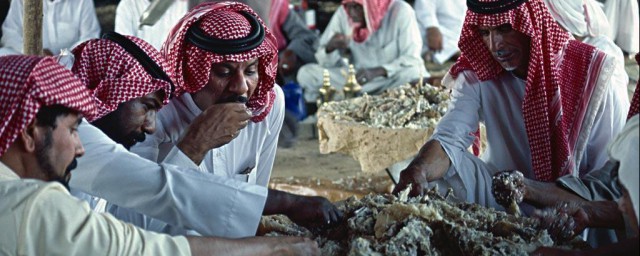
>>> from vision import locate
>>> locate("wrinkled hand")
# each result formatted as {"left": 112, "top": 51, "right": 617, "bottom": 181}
{"left": 271, "top": 237, "right": 320, "bottom": 256}
{"left": 492, "top": 170, "right": 525, "bottom": 209}
{"left": 392, "top": 167, "right": 429, "bottom": 197}
{"left": 178, "top": 103, "right": 251, "bottom": 164}
{"left": 326, "top": 33, "right": 350, "bottom": 53}
{"left": 287, "top": 196, "right": 343, "bottom": 229}
{"left": 278, "top": 49, "right": 299, "bottom": 77}
{"left": 426, "top": 27, "right": 443, "bottom": 52}
{"left": 534, "top": 203, "right": 589, "bottom": 242}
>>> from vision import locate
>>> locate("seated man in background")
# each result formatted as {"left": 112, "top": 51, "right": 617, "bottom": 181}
{"left": 132, "top": 2, "right": 342, "bottom": 237}
{"left": 296, "top": 0, "right": 428, "bottom": 103}
{"left": 68, "top": 33, "right": 283, "bottom": 237}
{"left": 115, "top": 0, "right": 189, "bottom": 50}
{"left": 0, "top": 0, "right": 100, "bottom": 55}
{"left": 414, "top": 0, "right": 466, "bottom": 64}
{"left": 392, "top": 0, "right": 629, "bottom": 211}
{"left": 0, "top": 55, "right": 319, "bottom": 255}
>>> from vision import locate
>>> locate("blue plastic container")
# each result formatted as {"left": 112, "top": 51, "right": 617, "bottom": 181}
{"left": 282, "top": 81, "right": 307, "bottom": 121}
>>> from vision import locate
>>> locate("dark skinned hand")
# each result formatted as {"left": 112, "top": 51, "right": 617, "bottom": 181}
{"left": 177, "top": 102, "right": 251, "bottom": 164}
{"left": 278, "top": 49, "right": 299, "bottom": 77}
{"left": 286, "top": 195, "right": 343, "bottom": 229}
{"left": 325, "top": 33, "right": 350, "bottom": 53}
{"left": 426, "top": 27, "right": 443, "bottom": 52}
{"left": 355, "top": 67, "right": 387, "bottom": 85}
{"left": 534, "top": 202, "right": 590, "bottom": 242}
{"left": 392, "top": 167, "right": 430, "bottom": 197}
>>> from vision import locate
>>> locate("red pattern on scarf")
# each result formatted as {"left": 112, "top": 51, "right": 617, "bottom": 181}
{"left": 0, "top": 55, "right": 96, "bottom": 157}
{"left": 269, "top": 0, "right": 290, "bottom": 51}
{"left": 628, "top": 53, "right": 640, "bottom": 120}
{"left": 341, "top": 0, "right": 393, "bottom": 43}
{"left": 163, "top": 2, "right": 278, "bottom": 123}
{"left": 72, "top": 37, "right": 173, "bottom": 122}
{"left": 449, "top": 0, "right": 602, "bottom": 181}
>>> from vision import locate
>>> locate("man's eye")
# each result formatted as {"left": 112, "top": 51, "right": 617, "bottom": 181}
{"left": 479, "top": 30, "right": 490, "bottom": 36}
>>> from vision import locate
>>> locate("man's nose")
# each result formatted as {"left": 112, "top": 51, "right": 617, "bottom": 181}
{"left": 142, "top": 110, "right": 157, "bottom": 134}
{"left": 74, "top": 135, "right": 85, "bottom": 157}
{"left": 488, "top": 31, "right": 502, "bottom": 53}
{"left": 228, "top": 73, "right": 249, "bottom": 96}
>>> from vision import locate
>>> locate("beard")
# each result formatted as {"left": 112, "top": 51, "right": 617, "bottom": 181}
{"left": 35, "top": 129, "right": 75, "bottom": 191}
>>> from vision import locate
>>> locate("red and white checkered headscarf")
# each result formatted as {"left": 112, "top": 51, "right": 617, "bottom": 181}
{"left": 450, "top": 0, "right": 608, "bottom": 181}
{"left": 0, "top": 55, "right": 96, "bottom": 157}
{"left": 163, "top": 2, "right": 278, "bottom": 122}
{"left": 341, "top": 0, "right": 393, "bottom": 43}
{"left": 629, "top": 53, "right": 640, "bottom": 120}
{"left": 72, "top": 36, "right": 173, "bottom": 122}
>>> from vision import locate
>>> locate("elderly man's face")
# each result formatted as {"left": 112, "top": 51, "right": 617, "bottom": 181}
{"left": 35, "top": 113, "right": 84, "bottom": 187}
{"left": 192, "top": 59, "right": 259, "bottom": 110}
{"left": 477, "top": 24, "right": 531, "bottom": 78}
{"left": 92, "top": 90, "right": 164, "bottom": 149}
{"left": 344, "top": 2, "right": 365, "bottom": 24}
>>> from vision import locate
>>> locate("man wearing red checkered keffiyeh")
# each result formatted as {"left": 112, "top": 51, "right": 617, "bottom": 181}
{"left": 130, "top": 2, "right": 342, "bottom": 236}
{"left": 393, "top": 0, "right": 629, "bottom": 209}
{"left": 71, "top": 35, "right": 173, "bottom": 149}
{"left": 0, "top": 55, "right": 95, "bottom": 187}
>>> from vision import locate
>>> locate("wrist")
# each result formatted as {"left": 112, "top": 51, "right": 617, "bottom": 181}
{"left": 177, "top": 138, "right": 206, "bottom": 164}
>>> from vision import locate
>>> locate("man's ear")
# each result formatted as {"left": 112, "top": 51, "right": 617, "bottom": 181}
{"left": 19, "top": 120, "right": 40, "bottom": 153}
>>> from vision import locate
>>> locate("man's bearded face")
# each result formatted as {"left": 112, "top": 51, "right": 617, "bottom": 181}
{"left": 191, "top": 59, "right": 259, "bottom": 110}
{"left": 478, "top": 24, "right": 531, "bottom": 77}
{"left": 91, "top": 90, "right": 164, "bottom": 149}
{"left": 35, "top": 114, "right": 84, "bottom": 190}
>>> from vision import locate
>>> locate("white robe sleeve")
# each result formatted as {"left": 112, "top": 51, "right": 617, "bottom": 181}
{"left": 73, "top": 0, "right": 100, "bottom": 49}
{"left": 114, "top": 0, "right": 142, "bottom": 36}
{"left": 70, "top": 121, "right": 268, "bottom": 238}
{"left": 431, "top": 72, "right": 482, "bottom": 168}
{"left": 380, "top": 5, "right": 425, "bottom": 78}
{"left": 414, "top": 0, "right": 438, "bottom": 29}
{"left": 0, "top": 0, "right": 25, "bottom": 54}
{"left": 314, "top": 7, "right": 348, "bottom": 67}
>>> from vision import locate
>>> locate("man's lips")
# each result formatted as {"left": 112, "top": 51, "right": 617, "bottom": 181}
{"left": 495, "top": 52, "right": 514, "bottom": 62}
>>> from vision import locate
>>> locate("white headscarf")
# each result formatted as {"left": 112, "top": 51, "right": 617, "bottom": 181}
{"left": 543, "top": 0, "right": 610, "bottom": 38}
{"left": 610, "top": 115, "right": 639, "bottom": 226}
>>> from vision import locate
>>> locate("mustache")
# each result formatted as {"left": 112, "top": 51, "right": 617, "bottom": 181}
{"left": 218, "top": 95, "right": 248, "bottom": 104}
{"left": 66, "top": 158, "right": 78, "bottom": 174}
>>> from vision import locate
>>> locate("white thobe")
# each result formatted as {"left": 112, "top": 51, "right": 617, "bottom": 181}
{"left": 0, "top": 0, "right": 100, "bottom": 55}
{"left": 296, "top": 0, "right": 428, "bottom": 102}
{"left": 129, "top": 87, "right": 285, "bottom": 236}
{"left": 115, "top": 0, "right": 188, "bottom": 50}
{"left": 69, "top": 119, "right": 268, "bottom": 238}
{"left": 430, "top": 52, "right": 629, "bottom": 208}
{"left": 601, "top": 0, "right": 639, "bottom": 54}
{"left": 414, "top": 0, "right": 466, "bottom": 64}
{"left": 0, "top": 163, "right": 191, "bottom": 255}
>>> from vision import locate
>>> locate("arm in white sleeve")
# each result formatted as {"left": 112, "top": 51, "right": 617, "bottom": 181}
{"left": 581, "top": 58, "right": 630, "bottom": 173}
{"left": 71, "top": 121, "right": 268, "bottom": 238}
{"left": 255, "top": 87, "right": 286, "bottom": 187}
{"left": 0, "top": 0, "right": 24, "bottom": 54}
{"left": 114, "top": 0, "right": 141, "bottom": 36}
{"left": 22, "top": 184, "right": 190, "bottom": 255}
{"left": 314, "top": 7, "right": 348, "bottom": 67}
{"left": 73, "top": 0, "right": 100, "bottom": 48}
{"left": 414, "top": 0, "right": 439, "bottom": 29}
{"left": 380, "top": 5, "right": 426, "bottom": 77}
{"left": 430, "top": 72, "right": 482, "bottom": 173}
